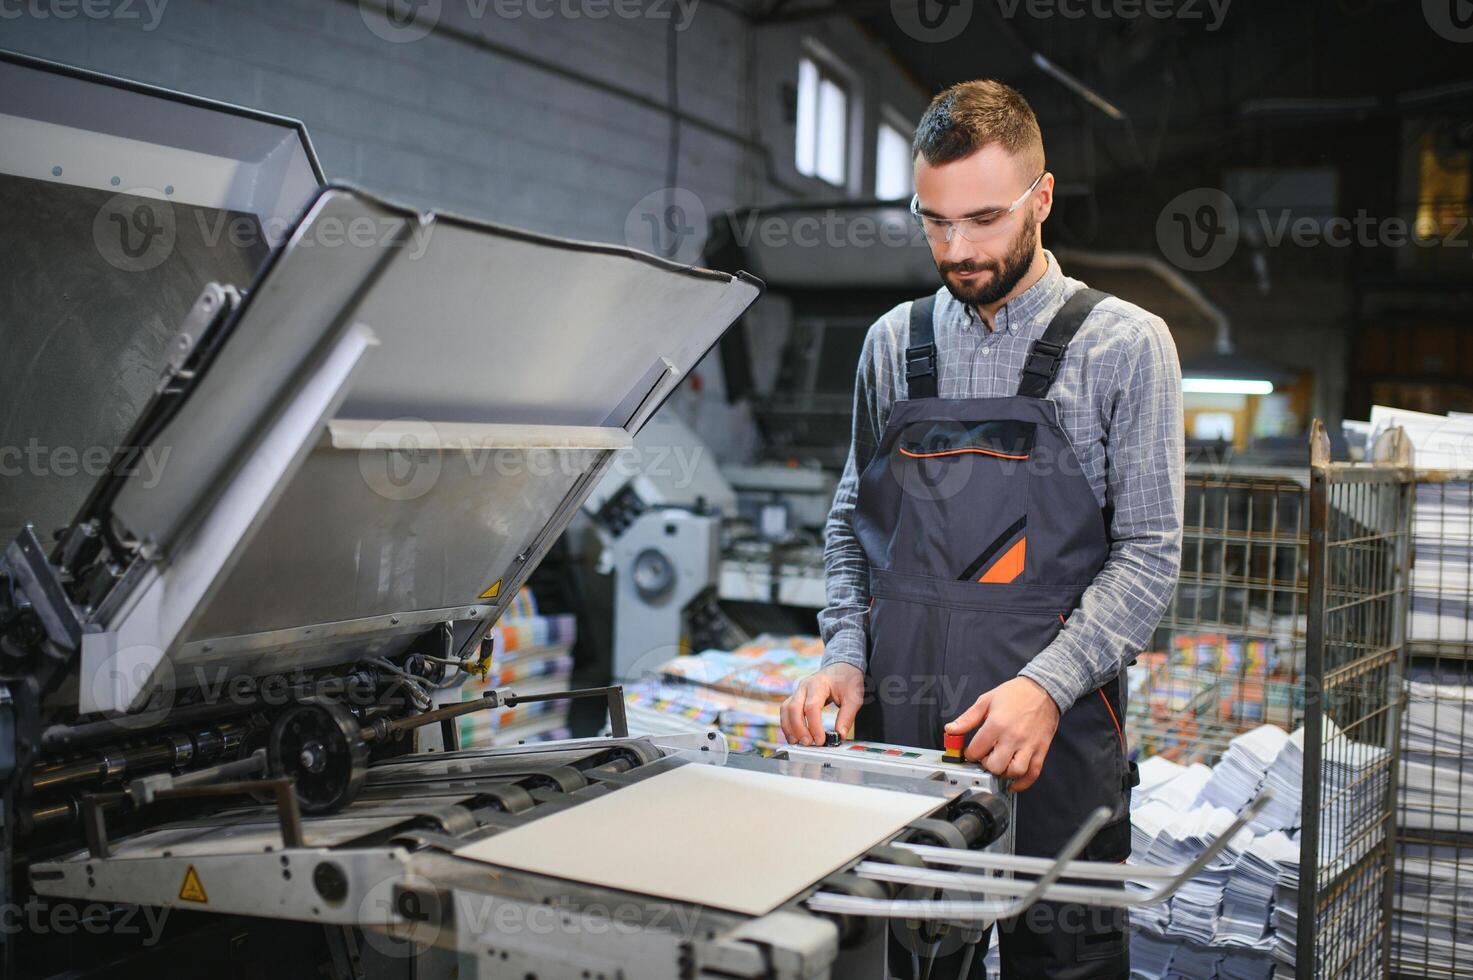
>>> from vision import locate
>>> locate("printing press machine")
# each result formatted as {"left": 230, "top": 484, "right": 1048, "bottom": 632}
{"left": 0, "top": 52, "right": 1259, "bottom": 979}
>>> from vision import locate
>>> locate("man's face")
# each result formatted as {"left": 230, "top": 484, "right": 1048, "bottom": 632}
{"left": 913, "top": 144, "right": 1052, "bottom": 307}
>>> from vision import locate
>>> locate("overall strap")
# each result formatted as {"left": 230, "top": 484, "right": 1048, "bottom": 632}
{"left": 1016, "top": 288, "right": 1111, "bottom": 399}
{"left": 904, "top": 294, "right": 939, "bottom": 400}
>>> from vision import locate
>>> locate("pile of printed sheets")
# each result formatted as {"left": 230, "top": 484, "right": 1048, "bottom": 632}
{"left": 622, "top": 634, "right": 833, "bottom": 752}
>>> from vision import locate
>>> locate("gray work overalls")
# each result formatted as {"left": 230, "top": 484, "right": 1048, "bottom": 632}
{"left": 853, "top": 288, "right": 1136, "bottom": 976}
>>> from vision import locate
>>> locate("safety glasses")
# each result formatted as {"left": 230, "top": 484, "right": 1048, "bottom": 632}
{"left": 910, "top": 171, "right": 1047, "bottom": 244}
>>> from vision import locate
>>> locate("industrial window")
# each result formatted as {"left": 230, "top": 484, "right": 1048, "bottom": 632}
{"left": 795, "top": 55, "right": 848, "bottom": 187}
{"left": 875, "top": 115, "right": 913, "bottom": 200}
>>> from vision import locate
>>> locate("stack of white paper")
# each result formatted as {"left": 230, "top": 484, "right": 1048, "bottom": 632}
{"left": 1131, "top": 930, "right": 1178, "bottom": 978}
{"left": 1251, "top": 729, "right": 1303, "bottom": 833}
{"left": 1164, "top": 943, "right": 1221, "bottom": 978}
{"left": 1198, "top": 725, "right": 1290, "bottom": 815}
{"left": 1217, "top": 831, "right": 1298, "bottom": 949}
{"left": 1144, "top": 761, "right": 1213, "bottom": 811}
{"left": 1399, "top": 755, "right": 1473, "bottom": 834}
{"left": 1316, "top": 717, "right": 1390, "bottom": 878}
{"left": 1400, "top": 678, "right": 1473, "bottom": 833}
{"left": 1123, "top": 718, "right": 1394, "bottom": 978}
{"left": 1367, "top": 407, "right": 1473, "bottom": 645}
{"left": 1137, "top": 754, "right": 1188, "bottom": 796}
{"left": 1217, "top": 953, "right": 1278, "bottom": 980}
{"left": 1160, "top": 807, "right": 1245, "bottom": 945}
{"left": 1367, "top": 405, "right": 1473, "bottom": 469}
{"left": 1392, "top": 843, "right": 1473, "bottom": 976}
{"left": 1394, "top": 674, "right": 1473, "bottom": 977}
{"left": 1270, "top": 834, "right": 1300, "bottom": 971}
{"left": 1129, "top": 800, "right": 1179, "bottom": 933}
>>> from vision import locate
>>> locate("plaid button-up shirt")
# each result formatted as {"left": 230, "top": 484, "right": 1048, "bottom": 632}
{"left": 818, "top": 251, "right": 1185, "bottom": 712}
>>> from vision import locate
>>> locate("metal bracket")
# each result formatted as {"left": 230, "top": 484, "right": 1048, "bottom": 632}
{"left": 162, "top": 283, "right": 239, "bottom": 381}
{"left": 3, "top": 527, "right": 82, "bottom": 652}
{"left": 80, "top": 774, "right": 306, "bottom": 859}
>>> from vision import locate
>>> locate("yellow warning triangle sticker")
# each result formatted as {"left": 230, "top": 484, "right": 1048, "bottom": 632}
{"left": 178, "top": 865, "right": 208, "bottom": 904}
{"left": 478, "top": 579, "right": 501, "bottom": 600}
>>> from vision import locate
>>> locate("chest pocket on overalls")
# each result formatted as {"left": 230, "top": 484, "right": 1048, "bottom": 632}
{"left": 890, "top": 417, "right": 1036, "bottom": 583}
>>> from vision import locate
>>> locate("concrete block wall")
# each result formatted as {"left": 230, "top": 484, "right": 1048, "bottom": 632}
{"left": 4, "top": 0, "right": 929, "bottom": 460}
{"left": 1, "top": 0, "right": 927, "bottom": 245}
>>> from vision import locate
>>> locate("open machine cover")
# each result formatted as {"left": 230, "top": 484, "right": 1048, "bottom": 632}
{"left": 0, "top": 50, "right": 323, "bottom": 550}
{"left": 82, "top": 185, "right": 762, "bottom": 713}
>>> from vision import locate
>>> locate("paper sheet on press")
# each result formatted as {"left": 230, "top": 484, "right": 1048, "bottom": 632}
{"left": 453, "top": 763, "right": 940, "bottom": 916}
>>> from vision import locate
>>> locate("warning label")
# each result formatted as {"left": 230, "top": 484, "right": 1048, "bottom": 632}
{"left": 479, "top": 579, "right": 501, "bottom": 600}
{"left": 178, "top": 865, "right": 208, "bottom": 904}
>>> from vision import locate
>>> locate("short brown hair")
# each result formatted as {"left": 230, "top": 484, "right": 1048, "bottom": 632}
{"left": 912, "top": 79, "right": 1044, "bottom": 172}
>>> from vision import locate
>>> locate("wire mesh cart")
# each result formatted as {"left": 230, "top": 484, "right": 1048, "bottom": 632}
{"left": 1126, "top": 427, "right": 1414, "bottom": 979}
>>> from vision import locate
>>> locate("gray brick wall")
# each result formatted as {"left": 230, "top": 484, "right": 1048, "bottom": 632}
{"left": 3, "top": 0, "right": 929, "bottom": 459}
{"left": 1, "top": 0, "right": 927, "bottom": 246}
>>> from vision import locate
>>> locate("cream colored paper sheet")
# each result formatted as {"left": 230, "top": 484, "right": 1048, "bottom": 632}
{"left": 453, "top": 763, "right": 941, "bottom": 916}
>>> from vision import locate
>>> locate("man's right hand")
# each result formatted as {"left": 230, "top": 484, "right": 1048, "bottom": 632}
{"left": 780, "top": 663, "right": 864, "bottom": 746}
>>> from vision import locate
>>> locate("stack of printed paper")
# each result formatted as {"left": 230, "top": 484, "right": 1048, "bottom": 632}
{"left": 1124, "top": 718, "right": 1389, "bottom": 979}
{"left": 435, "top": 586, "right": 577, "bottom": 747}
{"left": 1392, "top": 842, "right": 1473, "bottom": 977}
{"left": 1400, "top": 677, "right": 1473, "bottom": 833}
{"left": 1270, "top": 835, "right": 1300, "bottom": 972}
{"left": 1217, "top": 831, "right": 1298, "bottom": 950}
{"left": 620, "top": 636, "right": 834, "bottom": 752}
{"left": 1366, "top": 407, "right": 1473, "bottom": 644}
{"left": 1253, "top": 729, "right": 1303, "bottom": 833}
{"left": 1198, "top": 725, "right": 1290, "bottom": 815}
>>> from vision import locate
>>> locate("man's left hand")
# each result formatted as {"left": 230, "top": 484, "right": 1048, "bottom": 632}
{"left": 945, "top": 677, "right": 1060, "bottom": 791}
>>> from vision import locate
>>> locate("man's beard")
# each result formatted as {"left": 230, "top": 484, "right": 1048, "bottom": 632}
{"left": 938, "top": 214, "right": 1038, "bottom": 308}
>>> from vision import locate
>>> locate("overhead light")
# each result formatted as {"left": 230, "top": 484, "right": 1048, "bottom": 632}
{"left": 1182, "top": 378, "right": 1275, "bottom": 395}
{"left": 1179, "top": 351, "right": 1290, "bottom": 397}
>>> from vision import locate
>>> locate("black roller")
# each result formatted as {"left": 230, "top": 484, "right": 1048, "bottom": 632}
{"left": 268, "top": 700, "right": 367, "bottom": 814}
{"left": 950, "top": 790, "right": 1010, "bottom": 849}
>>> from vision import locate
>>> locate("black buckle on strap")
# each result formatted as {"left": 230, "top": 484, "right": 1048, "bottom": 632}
{"left": 906, "top": 343, "right": 937, "bottom": 381}
{"left": 1022, "top": 339, "right": 1068, "bottom": 383}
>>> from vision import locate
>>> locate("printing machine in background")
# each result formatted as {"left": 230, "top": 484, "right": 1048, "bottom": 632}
{"left": 577, "top": 199, "right": 936, "bottom": 686}
{"left": 0, "top": 51, "right": 1250, "bottom": 980}
{"left": 579, "top": 412, "right": 835, "bottom": 683}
